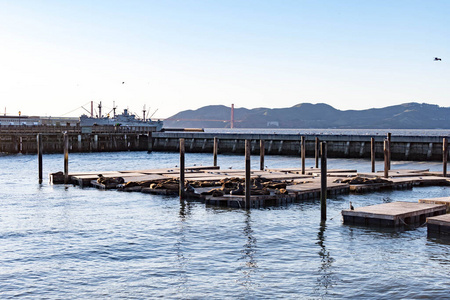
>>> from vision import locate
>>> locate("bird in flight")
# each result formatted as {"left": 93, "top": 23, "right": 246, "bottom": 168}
{"left": 434, "top": 57, "right": 442, "bottom": 61}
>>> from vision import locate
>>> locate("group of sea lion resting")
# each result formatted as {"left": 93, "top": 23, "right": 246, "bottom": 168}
{"left": 334, "top": 176, "right": 390, "bottom": 185}
{"left": 118, "top": 176, "right": 291, "bottom": 196}
{"left": 194, "top": 177, "right": 289, "bottom": 197}
{"left": 97, "top": 174, "right": 125, "bottom": 186}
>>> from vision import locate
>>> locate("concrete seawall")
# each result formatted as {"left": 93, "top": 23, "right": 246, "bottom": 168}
{"left": 0, "top": 133, "right": 150, "bottom": 154}
{"left": 152, "top": 132, "right": 449, "bottom": 161}
{"left": 1, "top": 130, "right": 448, "bottom": 161}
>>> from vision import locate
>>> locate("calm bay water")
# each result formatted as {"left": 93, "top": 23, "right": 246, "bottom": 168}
{"left": 1, "top": 151, "right": 450, "bottom": 299}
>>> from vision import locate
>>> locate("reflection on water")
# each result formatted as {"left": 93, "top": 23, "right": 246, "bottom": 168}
{"left": 2, "top": 152, "right": 450, "bottom": 298}
{"left": 175, "top": 199, "right": 190, "bottom": 296}
{"left": 238, "top": 210, "right": 258, "bottom": 291}
{"left": 315, "top": 221, "right": 336, "bottom": 298}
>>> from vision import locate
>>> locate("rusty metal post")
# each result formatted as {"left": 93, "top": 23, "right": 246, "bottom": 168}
{"left": 213, "top": 137, "right": 218, "bottom": 167}
{"left": 179, "top": 138, "right": 185, "bottom": 199}
{"left": 371, "top": 137, "right": 375, "bottom": 173}
{"left": 64, "top": 132, "right": 69, "bottom": 184}
{"left": 384, "top": 139, "right": 389, "bottom": 178}
{"left": 320, "top": 142, "right": 327, "bottom": 221}
{"left": 443, "top": 138, "right": 448, "bottom": 177}
{"left": 301, "top": 136, "right": 306, "bottom": 175}
{"left": 245, "top": 139, "right": 251, "bottom": 209}
{"left": 37, "top": 133, "right": 43, "bottom": 184}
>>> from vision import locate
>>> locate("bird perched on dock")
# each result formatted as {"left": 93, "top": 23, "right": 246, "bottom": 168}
{"left": 349, "top": 201, "right": 354, "bottom": 210}
{"left": 434, "top": 57, "right": 442, "bottom": 61}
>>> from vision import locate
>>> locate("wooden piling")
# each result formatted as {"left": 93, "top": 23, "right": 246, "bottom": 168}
{"left": 315, "top": 137, "right": 319, "bottom": 168}
{"left": 260, "top": 139, "right": 265, "bottom": 171}
{"left": 94, "top": 134, "right": 99, "bottom": 151}
{"left": 37, "top": 133, "right": 43, "bottom": 184}
{"left": 64, "top": 132, "right": 69, "bottom": 184}
{"left": 301, "top": 136, "right": 306, "bottom": 175}
{"left": 443, "top": 137, "right": 448, "bottom": 177}
{"left": 371, "top": 137, "right": 375, "bottom": 173}
{"left": 179, "top": 138, "right": 185, "bottom": 200}
{"left": 384, "top": 139, "right": 389, "bottom": 178}
{"left": 387, "top": 132, "right": 391, "bottom": 170}
{"left": 320, "top": 142, "right": 327, "bottom": 221}
{"left": 245, "top": 139, "right": 251, "bottom": 209}
{"left": 147, "top": 131, "right": 153, "bottom": 153}
{"left": 213, "top": 137, "right": 218, "bottom": 167}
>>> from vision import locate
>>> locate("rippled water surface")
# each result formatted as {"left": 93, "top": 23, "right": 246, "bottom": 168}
{"left": 1, "top": 151, "right": 450, "bottom": 299}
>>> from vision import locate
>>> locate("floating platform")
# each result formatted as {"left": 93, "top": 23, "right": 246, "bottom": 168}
{"left": 288, "top": 178, "right": 350, "bottom": 198}
{"left": 50, "top": 165, "right": 450, "bottom": 209}
{"left": 427, "top": 214, "right": 450, "bottom": 237}
{"left": 204, "top": 193, "right": 297, "bottom": 209}
{"left": 342, "top": 201, "right": 447, "bottom": 227}
{"left": 419, "top": 197, "right": 450, "bottom": 212}
{"left": 348, "top": 176, "right": 449, "bottom": 194}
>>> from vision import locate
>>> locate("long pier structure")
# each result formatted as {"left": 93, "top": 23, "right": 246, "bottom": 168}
{"left": 1, "top": 126, "right": 449, "bottom": 161}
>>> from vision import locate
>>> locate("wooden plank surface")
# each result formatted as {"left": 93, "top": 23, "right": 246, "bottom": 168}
{"left": 287, "top": 179, "right": 348, "bottom": 192}
{"left": 419, "top": 197, "right": 450, "bottom": 205}
{"left": 419, "top": 197, "right": 450, "bottom": 212}
{"left": 342, "top": 201, "right": 446, "bottom": 220}
{"left": 427, "top": 214, "right": 450, "bottom": 226}
{"left": 121, "top": 174, "right": 168, "bottom": 183}
{"left": 268, "top": 168, "right": 357, "bottom": 174}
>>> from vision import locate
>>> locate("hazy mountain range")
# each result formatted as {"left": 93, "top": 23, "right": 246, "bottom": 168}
{"left": 165, "top": 102, "right": 450, "bottom": 129}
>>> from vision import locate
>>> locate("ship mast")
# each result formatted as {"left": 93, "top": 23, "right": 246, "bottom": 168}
{"left": 98, "top": 101, "right": 102, "bottom": 118}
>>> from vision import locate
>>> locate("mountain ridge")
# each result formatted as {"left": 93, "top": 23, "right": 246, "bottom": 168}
{"left": 164, "top": 102, "right": 450, "bottom": 129}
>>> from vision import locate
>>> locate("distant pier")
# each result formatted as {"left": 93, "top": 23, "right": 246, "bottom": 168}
{"left": 1, "top": 126, "right": 449, "bottom": 161}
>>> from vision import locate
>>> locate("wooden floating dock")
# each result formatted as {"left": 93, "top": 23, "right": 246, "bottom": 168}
{"left": 419, "top": 197, "right": 450, "bottom": 212}
{"left": 342, "top": 201, "right": 447, "bottom": 227}
{"left": 427, "top": 214, "right": 450, "bottom": 237}
{"left": 50, "top": 167, "right": 450, "bottom": 209}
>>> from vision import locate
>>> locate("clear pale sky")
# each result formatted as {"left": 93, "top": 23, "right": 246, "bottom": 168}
{"left": 0, "top": 0, "right": 448, "bottom": 119}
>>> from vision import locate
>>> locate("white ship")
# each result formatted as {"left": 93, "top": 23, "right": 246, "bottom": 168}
{"left": 80, "top": 108, "right": 163, "bottom": 131}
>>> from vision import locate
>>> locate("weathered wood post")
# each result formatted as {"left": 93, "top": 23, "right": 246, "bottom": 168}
{"left": 213, "top": 137, "right": 218, "bottom": 167}
{"left": 387, "top": 132, "right": 391, "bottom": 170}
{"left": 315, "top": 137, "right": 319, "bottom": 168}
{"left": 443, "top": 137, "right": 448, "bottom": 177}
{"left": 37, "top": 133, "right": 43, "bottom": 184}
{"left": 260, "top": 139, "right": 265, "bottom": 171}
{"left": 147, "top": 131, "right": 153, "bottom": 153}
{"left": 301, "top": 136, "right": 306, "bottom": 175}
{"left": 12, "top": 135, "right": 18, "bottom": 153}
{"left": 320, "top": 142, "right": 327, "bottom": 221}
{"left": 94, "top": 134, "right": 99, "bottom": 151}
{"left": 179, "top": 138, "right": 185, "bottom": 200}
{"left": 384, "top": 139, "right": 389, "bottom": 178}
{"left": 371, "top": 137, "right": 375, "bottom": 173}
{"left": 64, "top": 132, "right": 69, "bottom": 184}
{"left": 245, "top": 139, "right": 251, "bottom": 209}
